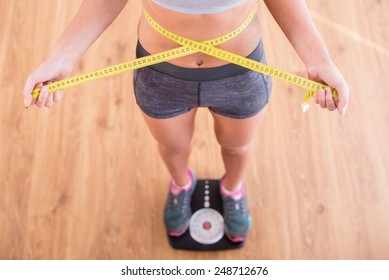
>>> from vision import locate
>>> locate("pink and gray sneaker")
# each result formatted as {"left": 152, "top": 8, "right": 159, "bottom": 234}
{"left": 163, "top": 169, "right": 197, "bottom": 236}
{"left": 220, "top": 178, "right": 252, "bottom": 243}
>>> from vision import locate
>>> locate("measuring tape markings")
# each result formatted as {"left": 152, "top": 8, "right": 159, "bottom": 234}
{"left": 144, "top": 10, "right": 338, "bottom": 112}
{"left": 31, "top": 47, "right": 191, "bottom": 99}
{"left": 31, "top": 6, "right": 257, "bottom": 100}
{"left": 31, "top": 5, "right": 337, "bottom": 112}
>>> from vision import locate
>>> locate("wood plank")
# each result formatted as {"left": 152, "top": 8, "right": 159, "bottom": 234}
{"left": 0, "top": 0, "right": 388, "bottom": 259}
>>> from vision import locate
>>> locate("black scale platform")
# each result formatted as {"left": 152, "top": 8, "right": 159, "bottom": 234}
{"left": 167, "top": 179, "right": 245, "bottom": 251}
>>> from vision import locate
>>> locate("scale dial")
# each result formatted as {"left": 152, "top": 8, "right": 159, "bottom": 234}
{"left": 189, "top": 208, "right": 224, "bottom": 244}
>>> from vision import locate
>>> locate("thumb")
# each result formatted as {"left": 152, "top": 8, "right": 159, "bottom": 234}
{"left": 23, "top": 77, "right": 35, "bottom": 108}
{"left": 337, "top": 101, "right": 347, "bottom": 116}
{"left": 22, "top": 75, "right": 39, "bottom": 107}
{"left": 336, "top": 93, "right": 349, "bottom": 116}
{"left": 335, "top": 82, "right": 350, "bottom": 116}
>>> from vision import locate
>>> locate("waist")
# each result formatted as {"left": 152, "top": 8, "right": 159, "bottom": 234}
{"left": 136, "top": 40, "right": 265, "bottom": 81}
{"left": 138, "top": 0, "right": 260, "bottom": 68}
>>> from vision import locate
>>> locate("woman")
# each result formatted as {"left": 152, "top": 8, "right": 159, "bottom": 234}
{"left": 22, "top": 0, "right": 349, "bottom": 243}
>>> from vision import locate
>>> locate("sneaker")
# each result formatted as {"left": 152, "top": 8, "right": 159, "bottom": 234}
{"left": 220, "top": 180, "right": 252, "bottom": 243}
{"left": 163, "top": 169, "right": 197, "bottom": 236}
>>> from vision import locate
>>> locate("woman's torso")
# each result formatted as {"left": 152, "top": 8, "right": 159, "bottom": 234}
{"left": 138, "top": 0, "right": 261, "bottom": 68}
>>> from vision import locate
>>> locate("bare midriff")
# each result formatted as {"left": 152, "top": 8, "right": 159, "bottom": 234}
{"left": 138, "top": 0, "right": 261, "bottom": 68}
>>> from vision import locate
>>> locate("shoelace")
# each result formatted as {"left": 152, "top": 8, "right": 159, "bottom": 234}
{"left": 166, "top": 190, "right": 190, "bottom": 214}
{"left": 224, "top": 197, "right": 247, "bottom": 221}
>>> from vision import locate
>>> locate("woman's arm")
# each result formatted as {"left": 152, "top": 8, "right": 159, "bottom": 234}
{"left": 51, "top": 0, "right": 129, "bottom": 63}
{"left": 23, "top": 0, "right": 128, "bottom": 107}
{"left": 264, "top": 0, "right": 349, "bottom": 115}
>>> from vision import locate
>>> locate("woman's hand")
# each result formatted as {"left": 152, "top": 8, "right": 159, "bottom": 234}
{"left": 307, "top": 59, "right": 350, "bottom": 116}
{"left": 262, "top": 0, "right": 349, "bottom": 115}
{"left": 22, "top": 57, "right": 74, "bottom": 108}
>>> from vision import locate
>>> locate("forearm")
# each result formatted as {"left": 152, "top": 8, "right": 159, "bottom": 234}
{"left": 263, "top": 0, "right": 330, "bottom": 68}
{"left": 50, "top": 0, "right": 128, "bottom": 64}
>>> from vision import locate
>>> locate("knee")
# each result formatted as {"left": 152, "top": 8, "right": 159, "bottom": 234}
{"left": 158, "top": 141, "right": 191, "bottom": 155}
{"left": 221, "top": 142, "right": 253, "bottom": 156}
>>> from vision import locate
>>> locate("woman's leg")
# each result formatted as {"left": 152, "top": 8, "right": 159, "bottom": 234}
{"left": 212, "top": 108, "right": 267, "bottom": 242}
{"left": 211, "top": 108, "right": 267, "bottom": 191}
{"left": 141, "top": 109, "right": 198, "bottom": 236}
{"left": 141, "top": 108, "right": 197, "bottom": 186}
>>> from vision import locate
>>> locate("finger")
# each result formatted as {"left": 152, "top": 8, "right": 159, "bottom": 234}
{"left": 22, "top": 75, "right": 37, "bottom": 107}
{"left": 31, "top": 82, "right": 44, "bottom": 106}
{"left": 30, "top": 96, "right": 37, "bottom": 106}
{"left": 336, "top": 99, "right": 348, "bottom": 116}
{"left": 325, "top": 87, "right": 336, "bottom": 111}
{"left": 44, "top": 82, "right": 54, "bottom": 107}
{"left": 314, "top": 90, "right": 319, "bottom": 104}
{"left": 317, "top": 89, "right": 326, "bottom": 109}
{"left": 53, "top": 90, "right": 64, "bottom": 102}
{"left": 36, "top": 85, "right": 49, "bottom": 108}
{"left": 45, "top": 91, "right": 54, "bottom": 107}
{"left": 336, "top": 83, "right": 350, "bottom": 116}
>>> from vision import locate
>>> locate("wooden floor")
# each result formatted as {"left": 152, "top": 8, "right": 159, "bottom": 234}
{"left": 1, "top": 0, "right": 388, "bottom": 260}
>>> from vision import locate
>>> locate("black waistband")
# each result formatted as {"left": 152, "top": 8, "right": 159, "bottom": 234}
{"left": 136, "top": 40, "right": 264, "bottom": 81}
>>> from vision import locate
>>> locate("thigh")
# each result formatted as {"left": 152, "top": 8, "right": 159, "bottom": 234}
{"left": 141, "top": 108, "right": 198, "bottom": 149}
{"left": 201, "top": 40, "right": 272, "bottom": 119}
{"left": 211, "top": 107, "right": 267, "bottom": 148}
{"left": 203, "top": 70, "right": 272, "bottom": 119}
{"left": 133, "top": 67, "right": 198, "bottom": 119}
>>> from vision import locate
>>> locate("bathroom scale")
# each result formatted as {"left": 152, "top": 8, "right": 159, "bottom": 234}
{"left": 167, "top": 179, "right": 245, "bottom": 251}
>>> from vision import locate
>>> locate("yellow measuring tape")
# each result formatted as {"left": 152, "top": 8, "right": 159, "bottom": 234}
{"left": 31, "top": 5, "right": 337, "bottom": 112}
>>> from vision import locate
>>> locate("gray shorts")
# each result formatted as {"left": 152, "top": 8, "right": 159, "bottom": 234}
{"left": 133, "top": 41, "right": 272, "bottom": 119}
